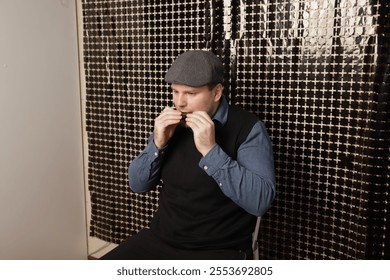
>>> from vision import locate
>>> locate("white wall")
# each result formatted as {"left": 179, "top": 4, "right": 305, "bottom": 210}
{"left": 74, "top": 0, "right": 119, "bottom": 259}
{"left": 0, "top": 0, "right": 87, "bottom": 259}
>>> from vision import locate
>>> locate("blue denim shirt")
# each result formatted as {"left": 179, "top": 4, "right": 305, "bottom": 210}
{"left": 128, "top": 96, "right": 276, "bottom": 216}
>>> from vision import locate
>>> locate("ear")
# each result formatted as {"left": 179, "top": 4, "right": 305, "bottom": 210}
{"left": 213, "top": 83, "right": 223, "bottom": 102}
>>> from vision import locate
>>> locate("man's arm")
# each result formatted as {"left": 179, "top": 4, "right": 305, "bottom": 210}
{"left": 199, "top": 121, "right": 276, "bottom": 216}
{"left": 129, "top": 106, "right": 181, "bottom": 192}
{"left": 128, "top": 135, "right": 166, "bottom": 193}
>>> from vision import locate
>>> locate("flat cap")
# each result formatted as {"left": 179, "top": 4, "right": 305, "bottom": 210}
{"left": 164, "top": 50, "right": 224, "bottom": 87}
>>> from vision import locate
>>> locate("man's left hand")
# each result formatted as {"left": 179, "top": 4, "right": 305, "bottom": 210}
{"left": 185, "top": 111, "right": 216, "bottom": 156}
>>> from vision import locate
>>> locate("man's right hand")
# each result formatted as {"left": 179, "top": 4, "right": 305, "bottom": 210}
{"left": 153, "top": 107, "right": 182, "bottom": 149}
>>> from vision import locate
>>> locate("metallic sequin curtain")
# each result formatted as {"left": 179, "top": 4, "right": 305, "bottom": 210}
{"left": 81, "top": 0, "right": 389, "bottom": 259}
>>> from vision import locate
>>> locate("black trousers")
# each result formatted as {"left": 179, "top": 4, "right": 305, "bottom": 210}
{"left": 100, "top": 229, "right": 252, "bottom": 260}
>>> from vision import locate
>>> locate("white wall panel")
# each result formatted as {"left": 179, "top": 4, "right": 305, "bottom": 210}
{"left": 0, "top": 0, "right": 87, "bottom": 259}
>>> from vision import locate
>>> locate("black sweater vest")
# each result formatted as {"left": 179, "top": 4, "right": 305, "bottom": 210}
{"left": 150, "top": 105, "right": 259, "bottom": 250}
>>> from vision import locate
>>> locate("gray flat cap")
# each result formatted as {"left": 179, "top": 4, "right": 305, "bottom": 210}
{"left": 164, "top": 50, "right": 224, "bottom": 87}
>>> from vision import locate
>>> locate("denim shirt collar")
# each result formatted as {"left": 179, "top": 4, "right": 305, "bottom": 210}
{"left": 212, "top": 95, "right": 228, "bottom": 126}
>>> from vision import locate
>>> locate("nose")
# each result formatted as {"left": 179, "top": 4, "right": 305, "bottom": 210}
{"left": 175, "top": 93, "right": 187, "bottom": 110}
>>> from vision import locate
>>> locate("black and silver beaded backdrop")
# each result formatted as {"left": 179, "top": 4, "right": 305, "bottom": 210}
{"left": 81, "top": 0, "right": 389, "bottom": 259}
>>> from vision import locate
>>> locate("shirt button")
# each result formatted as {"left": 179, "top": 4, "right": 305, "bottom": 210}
{"left": 154, "top": 152, "right": 158, "bottom": 157}
{"left": 219, "top": 182, "right": 222, "bottom": 186}
{"left": 203, "top": 165, "right": 208, "bottom": 170}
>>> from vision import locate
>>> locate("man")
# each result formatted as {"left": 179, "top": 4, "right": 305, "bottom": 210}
{"left": 101, "top": 50, "right": 275, "bottom": 259}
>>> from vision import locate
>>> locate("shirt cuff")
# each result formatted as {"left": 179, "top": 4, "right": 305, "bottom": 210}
{"left": 145, "top": 136, "right": 167, "bottom": 159}
{"left": 199, "top": 144, "right": 229, "bottom": 176}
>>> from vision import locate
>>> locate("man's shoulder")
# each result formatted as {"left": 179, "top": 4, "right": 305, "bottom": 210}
{"left": 218, "top": 104, "right": 261, "bottom": 156}
{"left": 228, "top": 104, "right": 260, "bottom": 123}
{"left": 224, "top": 104, "right": 260, "bottom": 139}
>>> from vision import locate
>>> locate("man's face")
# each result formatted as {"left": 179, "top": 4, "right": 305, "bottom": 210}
{"left": 171, "top": 83, "right": 222, "bottom": 117}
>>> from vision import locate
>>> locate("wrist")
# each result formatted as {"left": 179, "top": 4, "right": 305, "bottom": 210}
{"left": 153, "top": 139, "right": 165, "bottom": 150}
{"left": 153, "top": 133, "right": 166, "bottom": 149}
{"left": 200, "top": 143, "right": 216, "bottom": 157}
